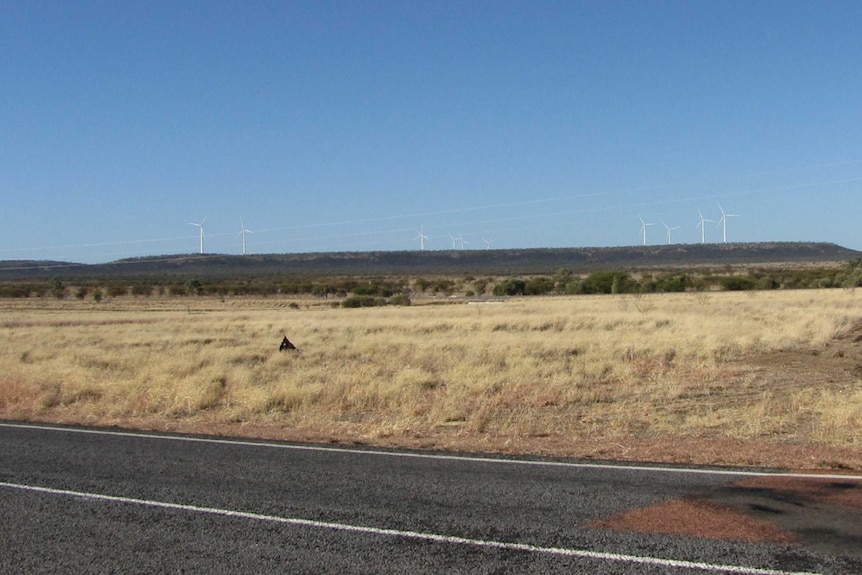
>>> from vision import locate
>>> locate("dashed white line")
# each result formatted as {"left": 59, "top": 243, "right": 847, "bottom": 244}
{"left": 2, "top": 421, "right": 861, "bottom": 481}
{"left": 0, "top": 481, "right": 821, "bottom": 575}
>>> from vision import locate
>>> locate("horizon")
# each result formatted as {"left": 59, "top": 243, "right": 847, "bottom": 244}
{"left": 3, "top": 2, "right": 862, "bottom": 263}
{"left": 1, "top": 240, "right": 859, "bottom": 269}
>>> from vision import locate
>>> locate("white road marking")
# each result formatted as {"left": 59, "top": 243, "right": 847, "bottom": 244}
{"left": 2, "top": 421, "right": 861, "bottom": 481}
{"left": 0, "top": 481, "right": 821, "bottom": 575}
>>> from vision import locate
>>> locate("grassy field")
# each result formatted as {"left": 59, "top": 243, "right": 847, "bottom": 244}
{"left": 1, "top": 290, "right": 861, "bottom": 470}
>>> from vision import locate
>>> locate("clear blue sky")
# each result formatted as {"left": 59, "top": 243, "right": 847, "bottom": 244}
{"left": 2, "top": 1, "right": 861, "bottom": 263}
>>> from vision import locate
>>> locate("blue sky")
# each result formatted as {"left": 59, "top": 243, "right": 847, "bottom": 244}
{"left": 2, "top": 1, "right": 861, "bottom": 263}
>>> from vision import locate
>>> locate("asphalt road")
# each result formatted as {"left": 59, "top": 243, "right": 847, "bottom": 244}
{"left": 1, "top": 422, "right": 860, "bottom": 575}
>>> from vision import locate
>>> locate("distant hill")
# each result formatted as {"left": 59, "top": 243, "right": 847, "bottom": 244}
{"left": 0, "top": 242, "right": 859, "bottom": 281}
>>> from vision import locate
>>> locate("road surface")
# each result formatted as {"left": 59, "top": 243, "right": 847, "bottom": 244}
{"left": 1, "top": 422, "right": 860, "bottom": 574}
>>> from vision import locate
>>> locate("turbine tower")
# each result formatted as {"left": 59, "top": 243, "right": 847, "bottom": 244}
{"left": 415, "top": 225, "right": 429, "bottom": 250}
{"left": 696, "top": 209, "right": 713, "bottom": 244}
{"left": 638, "top": 215, "right": 655, "bottom": 246}
{"left": 189, "top": 215, "right": 208, "bottom": 254}
{"left": 237, "top": 218, "right": 253, "bottom": 255}
{"left": 663, "top": 222, "right": 680, "bottom": 245}
{"left": 717, "top": 203, "right": 739, "bottom": 243}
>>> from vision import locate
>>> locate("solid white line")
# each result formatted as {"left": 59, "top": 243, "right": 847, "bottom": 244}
{"left": 0, "top": 481, "right": 821, "bottom": 575}
{"left": 2, "top": 421, "right": 860, "bottom": 481}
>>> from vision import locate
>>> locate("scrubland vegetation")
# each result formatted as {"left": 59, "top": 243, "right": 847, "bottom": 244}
{"left": 1, "top": 289, "right": 860, "bottom": 468}
{"left": 3, "top": 257, "right": 862, "bottom": 301}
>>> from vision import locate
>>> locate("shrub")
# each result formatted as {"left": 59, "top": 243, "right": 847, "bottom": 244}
{"left": 582, "top": 271, "right": 635, "bottom": 294}
{"left": 756, "top": 276, "right": 780, "bottom": 290}
{"left": 0, "top": 283, "right": 36, "bottom": 297}
{"left": 493, "top": 278, "right": 526, "bottom": 296}
{"left": 654, "top": 273, "right": 688, "bottom": 293}
{"left": 524, "top": 276, "right": 555, "bottom": 295}
{"left": 351, "top": 284, "right": 377, "bottom": 296}
{"left": 719, "top": 276, "right": 756, "bottom": 291}
{"left": 107, "top": 285, "right": 128, "bottom": 297}
{"left": 388, "top": 294, "right": 411, "bottom": 306}
{"left": 311, "top": 285, "right": 334, "bottom": 298}
{"left": 49, "top": 278, "right": 65, "bottom": 299}
{"left": 341, "top": 297, "right": 362, "bottom": 308}
{"left": 432, "top": 279, "right": 456, "bottom": 295}
{"left": 131, "top": 284, "right": 153, "bottom": 297}
{"left": 344, "top": 280, "right": 406, "bottom": 297}
{"left": 842, "top": 268, "right": 862, "bottom": 288}
{"left": 342, "top": 296, "right": 387, "bottom": 308}
{"left": 280, "top": 281, "right": 312, "bottom": 294}
{"left": 184, "top": 279, "right": 203, "bottom": 296}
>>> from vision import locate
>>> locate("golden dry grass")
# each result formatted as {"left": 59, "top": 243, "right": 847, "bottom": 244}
{"left": 1, "top": 290, "right": 860, "bottom": 467}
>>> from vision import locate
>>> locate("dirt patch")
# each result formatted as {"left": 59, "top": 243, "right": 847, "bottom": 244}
{"left": 593, "top": 498, "right": 798, "bottom": 543}
{"left": 592, "top": 477, "right": 862, "bottom": 557}
{"left": 744, "top": 318, "right": 862, "bottom": 393}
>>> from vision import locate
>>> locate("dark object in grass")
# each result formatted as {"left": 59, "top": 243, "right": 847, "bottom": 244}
{"left": 280, "top": 335, "right": 298, "bottom": 351}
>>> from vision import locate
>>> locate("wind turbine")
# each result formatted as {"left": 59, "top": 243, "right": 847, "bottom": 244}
{"left": 662, "top": 222, "right": 680, "bottom": 245}
{"left": 483, "top": 238, "right": 495, "bottom": 250}
{"left": 638, "top": 215, "right": 655, "bottom": 246}
{"left": 448, "top": 233, "right": 458, "bottom": 250}
{"left": 415, "top": 225, "right": 429, "bottom": 250}
{"left": 716, "top": 203, "right": 739, "bottom": 243}
{"left": 237, "top": 218, "right": 253, "bottom": 255}
{"left": 696, "top": 209, "right": 713, "bottom": 244}
{"left": 456, "top": 233, "right": 468, "bottom": 250}
{"left": 189, "top": 215, "right": 208, "bottom": 254}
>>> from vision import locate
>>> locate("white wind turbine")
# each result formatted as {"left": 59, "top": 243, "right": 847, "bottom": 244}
{"left": 415, "top": 225, "right": 429, "bottom": 250}
{"left": 483, "top": 238, "right": 495, "bottom": 250}
{"left": 456, "top": 233, "right": 469, "bottom": 250}
{"left": 696, "top": 209, "right": 713, "bottom": 244}
{"left": 638, "top": 215, "right": 655, "bottom": 246}
{"left": 663, "top": 222, "right": 680, "bottom": 245}
{"left": 448, "top": 233, "right": 458, "bottom": 250}
{"left": 189, "top": 215, "right": 208, "bottom": 254}
{"left": 237, "top": 218, "right": 253, "bottom": 255}
{"left": 716, "top": 203, "right": 739, "bottom": 243}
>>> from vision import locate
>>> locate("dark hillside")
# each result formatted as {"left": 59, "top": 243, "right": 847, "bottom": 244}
{"left": 0, "top": 242, "right": 859, "bottom": 281}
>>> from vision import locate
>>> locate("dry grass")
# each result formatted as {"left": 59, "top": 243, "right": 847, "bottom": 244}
{"left": 1, "top": 290, "right": 860, "bottom": 468}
